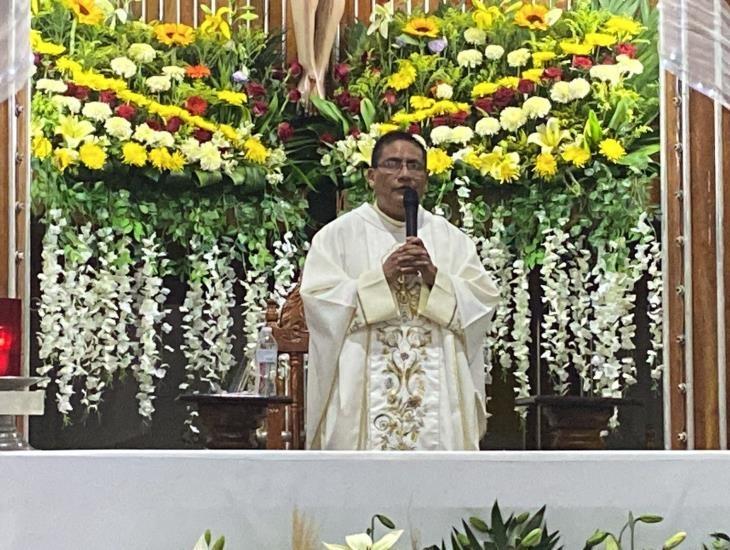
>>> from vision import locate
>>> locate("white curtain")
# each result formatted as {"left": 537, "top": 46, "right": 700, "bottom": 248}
{"left": 660, "top": 0, "right": 730, "bottom": 109}
{"left": 0, "top": 0, "right": 33, "bottom": 103}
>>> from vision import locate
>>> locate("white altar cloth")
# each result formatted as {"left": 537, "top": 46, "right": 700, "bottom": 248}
{"left": 1, "top": 451, "right": 729, "bottom": 549}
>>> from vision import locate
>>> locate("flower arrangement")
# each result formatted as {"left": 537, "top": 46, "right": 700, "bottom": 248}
{"left": 30, "top": 0, "right": 311, "bottom": 420}
{"left": 314, "top": 0, "right": 661, "bottom": 409}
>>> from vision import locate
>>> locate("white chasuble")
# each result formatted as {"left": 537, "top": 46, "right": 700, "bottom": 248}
{"left": 301, "top": 203, "right": 500, "bottom": 450}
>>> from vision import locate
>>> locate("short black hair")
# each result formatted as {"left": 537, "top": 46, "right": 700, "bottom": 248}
{"left": 371, "top": 131, "right": 427, "bottom": 169}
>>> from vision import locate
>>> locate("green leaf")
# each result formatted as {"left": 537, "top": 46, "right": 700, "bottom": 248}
{"left": 469, "top": 517, "right": 490, "bottom": 533}
{"left": 490, "top": 502, "right": 508, "bottom": 548}
{"left": 211, "top": 536, "right": 225, "bottom": 550}
{"left": 311, "top": 96, "right": 350, "bottom": 135}
{"left": 584, "top": 110, "right": 603, "bottom": 147}
{"left": 360, "top": 97, "right": 376, "bottom": 131}
{"left": 194, "top": 170, "right": 224, "bottom": 187}
{"left": 608, "top": 98, "right": 630, "bottom": 132}
{"left": 461, "top": 519, "right": 482, "bottom": 548}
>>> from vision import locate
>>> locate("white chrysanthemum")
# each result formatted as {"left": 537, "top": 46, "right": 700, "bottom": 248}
{"left": 128, "top": 43, "right": 157, "bottom": 63}
{"left": 36, "top": 78, "right": 67, "bottom": 93}
{"left": 457, "top": 49, "right": 484, "bottom": 68}
{"left": 180, "top": 137, "right": 202, "bottom": 161}
{"left": 500, "top": 106, "right": 527, "bottom": 132}
{"left": 145, "top": 75, "right": 171, "bottom": 93}
{"left": 51, "top": 95, "right": 81, "bottom": 114}
{"left": 162, "top": 65, "right": 186, "bottom": 81}
{"left": 475, "top": 116, "right": 501, "bottom": 136}
{"left": 522, "top": 96, "right": 552, "bottom": 119}
{"left": 568, "top": 78, "right": 591, "bottom": 100}
{"left": 150, "top": 130, "right": 175, "bottom": 148}
{"left": 430, "top": 126, "right": 452, "bottom": 145}
{"left": 198, "top": 142, "right": 223, "bottom": 171}
{"left": 549, "top": 81, "right": 573, "bottom": 103}
{"left": 320, "top": 153, "right": 332, "bottom": 167}
{"left": 464, "top": 27, "right": 487, "bottom": 45}
{"left": 81, "top": 101, "right": 113, "bottom": 121}
{"left": 589, "top": 64, "right": 623, "bottom": 85}
{"left": 110, "top": 56, "right": 137, "bottom": 78}
{"left": 484, "top": 45, "right": 505, "bottom": 60}
{"left": 435, "top": 83, "right": 453, "bottom": 99}
{"left": 616, "top": 54, "right": 644, "bottom": 76}
{"left": 507, "top": 48, "right": 531, "bottom": 68}
{"left": 104, "top": 117, "right": 133, "bottom": 140}
{"left": 450, "top": 126, "right": 474, "bottom": 145}
{"left": 132, "top": 123, "right": 156, "bottom": 144}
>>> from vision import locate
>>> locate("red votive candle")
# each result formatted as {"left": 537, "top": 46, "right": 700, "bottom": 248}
{"left": 0, "top": 299, "right": 21, "bottom": 377}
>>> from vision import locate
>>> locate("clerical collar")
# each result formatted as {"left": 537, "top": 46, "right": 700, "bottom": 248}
{"left": 372, "top": 201, "right": 405, "bottom": 228}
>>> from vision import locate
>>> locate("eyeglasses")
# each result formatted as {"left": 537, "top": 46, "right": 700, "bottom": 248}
{"left": 375, "top": 158, "right": 426, "bottom": 174}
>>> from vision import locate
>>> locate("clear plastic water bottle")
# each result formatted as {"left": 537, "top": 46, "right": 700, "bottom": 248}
{"left": 255, "top": 326, "right": 278, "bottom": 396}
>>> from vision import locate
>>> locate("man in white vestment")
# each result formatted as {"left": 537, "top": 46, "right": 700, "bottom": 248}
{"left": 301, "top": 132, "right": 500, "bottom": 450}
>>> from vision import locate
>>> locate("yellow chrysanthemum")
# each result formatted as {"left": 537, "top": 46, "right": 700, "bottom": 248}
{"left": 199, "top": 7, "right": 232, "bottom": 40}
{"left": 118, "top": 91, "right": 150, "bottom": 107}
{"left": 472, "top": 1, "right": 501, "bottom": 30}
{"left": 218, "top": 124, "right": 239, "bottom": 142}
{"left": 514, "top": 4, "right": 550, "bottom": 30}
{"left": 53, "top": 148, "right": 78, "bottom": 171}
{"left": 154, "top": 23, "right": 195, "bottom": 46}
{"left": 30, "top": 31, "right": 66, "bottom": 56}
{"left": 32, "top": 136, "right": 53, "bottom": 159}
{"left": 604, "top": 15, "right": 642, "bottom": 37}
{"left": 534, "top": 153, "right": 558, "bottom": 178}
{"left": 599, "top": 138, "right": 626, "bottom": 162}
{"left": 532, "top": 51, "right": 556, "bottom": 66}
{"left": 188, "top": 116, "right": 218, "bottom": 132}
{"left": 244, "top": 137, "right": 269, "bottom": 164}
{"left": 402, "top": 16, "right": 440, "bottom": 38}
{"left": 427, "top": 148, "right": 453, "bottom": 175}
{"left": 121, "top": 142, "right": 147, "bottom": 167}
{"left": 471, "top": 81, "right": 499, "bottom": 97}
{"left": 55, "top": 57, "right": 82, "bottom": 74}
{"left": 493, "top": 154, "right": 521, "bottom": 183}
{"left": 560, "top": 41, "right": 593, "bottom": 56}
{"left": 410, "top": 96, "right": 435, "bottom": 110}
{"left": 496, "top": 76, "right": 520, "bottom": 89}
{"left": 585, "top": 33, "right": 617, "bottom": 47}
{"left": 429, "top": 100, "right": 469, "bottom": 116}
{"left": 387, "top": 61, "right": 417, "bottom": 91}
{"left": 522, "top": 69, "right": 544, "bottom": 82}
{"left": 562, "top": 144, "right": 591, "bottom": 167}
{"left": 79, "top": 142, "right": 106, "bottom": 169}
{"left": 65, "top": 0, "right": 104, "bottom": 25}
{"left": 217, "top": 90, "right": 248, "bottom": 106}
{"left": 149, "top": 147, "right": 185, "bottom": 172}
{"left": 391, "top": 111, "right": 415, "bottom": 125}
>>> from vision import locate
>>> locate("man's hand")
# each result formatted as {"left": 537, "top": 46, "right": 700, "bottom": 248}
{"left": 383, "top": 237, "right": 438, "bottom": 288}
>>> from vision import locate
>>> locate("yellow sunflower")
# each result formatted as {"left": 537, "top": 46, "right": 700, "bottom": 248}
{"left": 514, "top": 4, "right": 549, "bottom": 31}
{"left": 402, "top": 16, "right": 440, "bottom": 38}
{"left": 154, "top": 23, "right": 195, "bottom": 46}
{"left": 65, "top": 0, "right": 104, "bottom": 25}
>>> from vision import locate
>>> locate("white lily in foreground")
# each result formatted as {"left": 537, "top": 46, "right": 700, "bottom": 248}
{"left": 323, "top": 529, "right": 403, "bottom": 550}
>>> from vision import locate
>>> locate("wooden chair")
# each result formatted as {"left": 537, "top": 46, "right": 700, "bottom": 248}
{"left": 264, "top": 284, "right": 308, "bottom": 449}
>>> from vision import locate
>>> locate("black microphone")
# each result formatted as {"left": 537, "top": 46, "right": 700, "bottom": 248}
{"left": 404, "top": 188, "right": 419, "bottom": 237}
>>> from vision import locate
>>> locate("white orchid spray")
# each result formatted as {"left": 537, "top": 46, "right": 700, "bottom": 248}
{"left": 272, "top": 231, "right": 301, "bottom": 307}
{"left": 644, "top": 224, "right": 663, "bottom": 385}
{"left": 565, "top": 236, "right": 594, "bottom": 392}
{"left": 510, "top": 257, "right": 532, "bottom": 412}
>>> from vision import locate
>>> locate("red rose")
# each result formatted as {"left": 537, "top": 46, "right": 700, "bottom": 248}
{"left": 289, "top": 60, "right": 303, "bottom": 78}
{"left": 615, "top": 43, "right": 637, "bottom": 58}
{"left": 98, "top": 90, "right": 117, "bottom": 105}
{"left": 449, "top": 110, "right": 469, "bottom": 124}
{"left": 271, "top": 67, "right": 285, "bottom": 81}
{"left": 66, "top": 83, "right": 89, "bottom": 101}
{"left": 517, "top": 79, "right": 535, "bottom": 94}
{"left": 473, "top": 97, "right": 494, "bottom": 114}
{"left": 334, "top": 90, "right": 351, "bottom": 108}
{"left": 432, "top": 116, "right": 450, "bottom": 127}
{"left": 320, "top": 132, "right": 336, "bottom": 144}
{"left": 193, "top": 129, "right": 213, "bottom": 143}
{"left": 334, "top": 63, "right": 350, "bottom": 83}
{"left": 146, "top": 119, "right": 163, "bottom": 131}
{"left": 288, "top": 89, "right": 302, "bottom": 103}
{"left": 246, "top": 82, "right": 266, "bottom": 98}
{"left": 347, "top": 96, "right": 361, "bottom": 114}
{"left": 492, "top": 87, "right": 515, "bottom": 108}
{"left": 277, "top": 122, "right": 294, "bottom": 142}
{"left": 252, "top": 100, "right": 268, "bottom": 117}
{"left": 114, "top": 103, "right": 136, "bottom": 121}
{"left": 349, "top": 126, "right": 361, "bottom": 138}
{"left": 165, "top": 116, "right": 183, "bottom": 133}
{"left": 185, "top": 96, "right": 208, "bottom": 116}
{"left": 602, "top": 54, "right": 617, "bottom": 64}
{"left": 542, "top": 66, "right": 563, "bottom": 80}
{"left": 572, "top": 56, "right": 593, "bottom": 70}
{"left": 407, "top": 123, "right": 421, "bottom": 135}
{"left": 383, "top": 89, "right": 397, "bottom": 105}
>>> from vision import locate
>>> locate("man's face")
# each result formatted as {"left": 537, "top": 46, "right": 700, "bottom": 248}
{"left": 367, "top": 140, "right": 427, "bottom": 220}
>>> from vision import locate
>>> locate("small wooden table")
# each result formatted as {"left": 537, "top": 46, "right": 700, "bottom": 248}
{"left": 180, "top": 393, "right": 293, "bottom": 449}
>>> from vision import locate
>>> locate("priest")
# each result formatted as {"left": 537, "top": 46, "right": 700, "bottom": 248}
{"left": 301, "top": 131, "right": 500, "bottom": 450}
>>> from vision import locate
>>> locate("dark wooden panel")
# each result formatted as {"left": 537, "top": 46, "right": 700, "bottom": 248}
{"left": 724, "top": 106, "right": 730, "bottom": 447}
{"left": 688, "top": 89, "right": 719, "bottom": 449}
{"left": 162, "top": 0, "right": 178, "bottom": 22}
{"left": 0, "top": 100, "right": 9, "bottom": 298}
{"left": 145, "top": 0, "right": 160, "bottom": 21}
{"left": 197, "top": 0, "right": 211, "bottom": 28}
{"left": 130, "top": 0, "right": 143, "bottom": 19}
{"left": 180, "top": 0, "right": 196, "bottom": 24}
{"left": 286, "top": 0, "right": 297, "bottom": 63}
{"left": 15, "top": 88, "right": 28, "bottom": 306}
{"left": 250, "top": 0, "right": 266, "bottom": 29}
{"left": 664, "top": 72, "right": 686, "bottom": 449}
{"left": 340, "top": 0, "right": 356, "bottom": 56}
{"left": 357, "top": 0, "right": 372, "bottom": 22}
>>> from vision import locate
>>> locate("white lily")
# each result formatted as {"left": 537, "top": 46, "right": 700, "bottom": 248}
{"left": 367, "top": 1, "right": 394, "bottom": 39}
{"left": 527, "top": 118, "right": 571, "bottom": 153}
{"left": 324, "top": 529, "right": 403, "bottom": 550}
